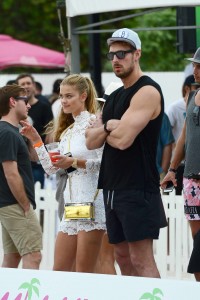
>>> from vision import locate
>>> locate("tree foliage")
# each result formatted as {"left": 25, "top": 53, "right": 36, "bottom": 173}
{"left": 0, "top": 3, "right": 191, "bottom": 73}
{"left": 0, "top": 0, "right": 65, "bottom": 73}
{"left": 98, "top": 8, "right": 188, "bottom": 72}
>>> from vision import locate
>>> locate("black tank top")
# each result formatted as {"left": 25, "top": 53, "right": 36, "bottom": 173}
{"left": 98, "top": 75, "right": 164, "bottom": 193}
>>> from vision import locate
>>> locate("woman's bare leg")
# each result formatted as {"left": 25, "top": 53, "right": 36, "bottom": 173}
{"left": 76, "top": 229, "right": 105, "bottom": 273}
{"left": 53, "top": 231, "right": 77, "bottom": 271}
{"left": 95, "top": 232, "right": 116, "bottom": 274}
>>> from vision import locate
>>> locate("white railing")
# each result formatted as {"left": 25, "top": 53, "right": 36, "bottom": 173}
{"left": 155, "top": 192, "right": 193, "bottom": 280}
{"left": 0, "top": 184, "right": 194, "bottom": 281}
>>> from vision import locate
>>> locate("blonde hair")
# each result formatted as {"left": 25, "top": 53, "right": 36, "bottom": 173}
{"left": 50, "top": 74, "right": 97, "bottom": 141}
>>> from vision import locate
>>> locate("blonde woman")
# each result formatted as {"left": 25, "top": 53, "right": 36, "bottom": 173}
{"left": 21, "top": 74, "right": 106, "bottom": 272}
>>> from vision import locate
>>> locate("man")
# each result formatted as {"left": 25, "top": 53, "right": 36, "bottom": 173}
{"left": 86, "top": 28, "right": 167, "bottom": 278}
{"left": 16, "top": 74, "right": 53, "bottom": 188}
{"left": 161, "top": 47, "right": 200, "bottom": 281}
{"left": 34, "top": 80, "right": 50, "bottom": 104}
{"left": 167, "top": 75, "right": 199, "bottom": 144}
{"left": 0, "top": 84, "right": 42, "bottom": 269}
{"left": 156, "top": 113, "right": 174, "bottom": 181}
{"left": 166, "top": 75, "right": 200, "bottom": 195}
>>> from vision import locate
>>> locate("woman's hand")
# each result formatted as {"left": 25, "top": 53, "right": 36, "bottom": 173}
{"left": 88, "top": 113, "right": 103, "bottom": 128}
{"left": 52, "top": 154, "right": 74, "bottom": 169}
{"left": 20, "top": 120, "right": 41, "bottom": 144}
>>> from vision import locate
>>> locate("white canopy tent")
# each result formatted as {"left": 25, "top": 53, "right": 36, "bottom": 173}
{"left": 65, "top": 0, "right": 200, "bottom": 72}
{"left": 66, "top": 0, "right": 200, "bottom": 17}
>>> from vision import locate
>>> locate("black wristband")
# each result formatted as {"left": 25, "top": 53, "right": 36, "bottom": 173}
{"left": 104, "top": 121, "right": 111, "bottom": 134}
{"left": 168, "top": 168, "right": 177, "bottom": 173}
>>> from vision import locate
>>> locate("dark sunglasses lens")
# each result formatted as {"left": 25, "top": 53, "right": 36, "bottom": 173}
{"left": 106, "top": 52, "right": 114, "bottom": 60}
{"left": 106, "top": 51, "right": 127, "bottom": 60}
{"left": 116, "top": 51, "right": 125, "bottom": 59}
{"left": 15, "top": 96, "right": 28, "bottom": 104}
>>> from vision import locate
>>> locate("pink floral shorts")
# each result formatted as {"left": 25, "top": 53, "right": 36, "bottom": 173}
{"left": 183, "top": 177, "right": 200, "bottom": 220}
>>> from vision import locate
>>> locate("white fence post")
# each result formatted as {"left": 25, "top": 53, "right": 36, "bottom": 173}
{"left": 34, "top": 182, "right": 58, "bottom": 270}
{"left": 155, "top": 191, "right": 194, "bottom": 280}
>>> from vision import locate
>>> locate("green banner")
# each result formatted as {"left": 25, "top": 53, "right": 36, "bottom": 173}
{"left": 196, "top": 7, "right": 200, "bottom": 47}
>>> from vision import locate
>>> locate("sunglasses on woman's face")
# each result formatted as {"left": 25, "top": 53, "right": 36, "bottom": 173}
{"left": 106, "top": 50, "right": 133, "bottom": 61}
{"left": 15, "top": 96, "right": 29, "bottom": 105}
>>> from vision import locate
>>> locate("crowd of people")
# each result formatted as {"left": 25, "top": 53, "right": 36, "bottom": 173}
{"left": 0, "top": 27, "right": 200, "bottom": 282}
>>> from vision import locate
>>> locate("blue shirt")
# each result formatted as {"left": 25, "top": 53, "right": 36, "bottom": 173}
{"left": 157, "top": 113, "right": 175, "bottom": 174}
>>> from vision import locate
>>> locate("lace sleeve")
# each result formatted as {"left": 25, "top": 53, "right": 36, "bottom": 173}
{"left": 85, "top": 146, "right": 104, "bottom": 172}
{"left": 35, "top": 145, "right": 58, "bottom": 175}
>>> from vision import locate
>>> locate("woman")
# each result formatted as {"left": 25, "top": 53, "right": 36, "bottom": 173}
{"left": 21, "top": 74, "right": 106, "bottom": 272}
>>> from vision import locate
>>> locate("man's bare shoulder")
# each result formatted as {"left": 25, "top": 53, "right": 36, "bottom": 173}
{"left": 130, "top": 85, "right": 161, "bottom": 107}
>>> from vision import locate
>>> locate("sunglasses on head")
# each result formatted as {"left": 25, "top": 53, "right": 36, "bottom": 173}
{"left": 106, "top": 50, "right": 134, "bottom": 61}
{"left": 15, "top": 96, "right": 29, "bottom": 105}
{"left": 192, "top": 105, "right": 200, "bottom": 126}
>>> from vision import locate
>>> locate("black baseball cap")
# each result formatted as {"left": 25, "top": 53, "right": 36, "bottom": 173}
{"left": 183, "top": 75, "right": 200, "bottom": 86}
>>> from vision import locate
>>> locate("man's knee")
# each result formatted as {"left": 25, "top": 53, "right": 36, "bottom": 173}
{"left": 2, "top": 253, "right": 21, "bottom": 268}
{"left": 22, "top": 251, "right": 42, "bottom": 269}
{"left": 188, "top": 230, "right": 200, "bottom": 273}
{"left": 30, "top": 251, "right": 42, "bottom": 264}
{"left": 114, "top": 245, "right": 130, "bottom": 269}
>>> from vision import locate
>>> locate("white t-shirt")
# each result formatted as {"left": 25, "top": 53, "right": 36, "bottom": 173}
{"left": 166, "top": 98, "right": 186, "bottom": 143}
{"left": 51, "top": 99, "right": 61, "bottom": 119}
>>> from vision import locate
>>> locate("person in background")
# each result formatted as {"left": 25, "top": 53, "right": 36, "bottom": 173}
{"left": 0, "top": 84, "right": 42, "bottom": 269}
{"left": 166, "top": 74, "right": 200, "bottom": 194}
{"left": 161, "top": 48, "right": 200, "bottom": 281}
{"left": 35, "top": 81, "right": 43, "bottom": 95}
{"left": 50, "top": 79, "right": 64, "bottom": 119}
{"left": 20, "top": 74, "right": 106, "bottom": 273}
{"left": 49, "top": 78, "right": 63, "bottom": 104}
{"left": 35, "top": 81, "right": 50, "bottom": 104}
{"left": 184, "top": 62, "right": 193, "bottom": 79}
{"left": 16, "top": 73, "right": 53, "bottom": 189}
{"left": 156, "top": 113, "right": 174, "bottom": 181}
{"left": 86, "top": 28, "right": 167, "bottom": 278}
{"left": 6, "top": 79, "right": 16, "bottom": 85}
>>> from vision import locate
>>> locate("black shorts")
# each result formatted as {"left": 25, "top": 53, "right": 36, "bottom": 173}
{"left": 103, "top": 189, "right": 167, "bottom": 244}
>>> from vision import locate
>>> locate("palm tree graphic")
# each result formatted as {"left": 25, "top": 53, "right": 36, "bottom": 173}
{"left": 18, "top": 278, "right": 40, "bottom": 300}
{"left": 140, "top": 288, "right": 164, "bottom": 300}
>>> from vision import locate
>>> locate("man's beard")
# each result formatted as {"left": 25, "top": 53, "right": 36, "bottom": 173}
{"left": 114, "top": 65, "right": 133, "bottom": 79}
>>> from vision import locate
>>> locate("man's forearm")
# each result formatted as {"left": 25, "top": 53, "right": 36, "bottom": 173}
{"left": 7, "top": 174, "right": 30, "bottom": 211}
{"left": 170, "top": 139, "right": 185, "bottom": 170}
{"left": 106, "top": 128, "right": 134, "bottom": 150}
{"left": 85, "top": 126, "right": 108, "bottom": 150}
{"left": 161, "top": 144, "right": 172, "bottom": 173}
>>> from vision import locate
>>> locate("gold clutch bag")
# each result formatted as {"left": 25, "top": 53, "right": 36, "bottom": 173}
{"left": 65, "top": 202, "right": 95, "bottom": 221}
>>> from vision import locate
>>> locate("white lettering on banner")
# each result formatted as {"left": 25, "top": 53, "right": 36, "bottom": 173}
{"left": 0, "top": 268, "right": 200, "bottom": 300}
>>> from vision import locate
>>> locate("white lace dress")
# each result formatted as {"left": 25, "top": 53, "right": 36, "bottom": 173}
{"left": 35, "top": 111, "right": 106, "bottom": 235}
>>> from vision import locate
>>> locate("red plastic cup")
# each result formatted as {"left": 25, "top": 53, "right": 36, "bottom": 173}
{"left": 45, "top": 142, "right": 60, "bottom": 162}
{"left": 48, "top": 150, "right": 60, "bottom": 162}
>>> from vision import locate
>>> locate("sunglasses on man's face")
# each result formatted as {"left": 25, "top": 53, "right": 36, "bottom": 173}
{"left": 106, "top": 50, "right": 133, "bottom": 61}
{"left": 15, "top": 96, "right": 29, "bottom": 105}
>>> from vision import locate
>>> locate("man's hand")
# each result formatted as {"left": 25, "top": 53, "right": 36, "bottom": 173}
{"left": 24, "top": 202, "right": 31, "bottom": 216}
{"left": 160, "top": 171, "right": 177, "bottom": 189}
{"left": 107, "top": 119, "right": 120, "bottom": 132}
